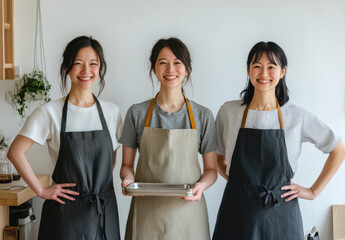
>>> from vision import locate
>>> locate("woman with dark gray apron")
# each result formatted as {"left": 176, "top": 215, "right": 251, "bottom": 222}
{"left": 120, "top": 38, "right": 217, "bottom": 240}
{"left": 8, "top": 36, "right": 122, "bottom": 239}
{"left": 213, "top": 41, "right": 345, "bottom": 239}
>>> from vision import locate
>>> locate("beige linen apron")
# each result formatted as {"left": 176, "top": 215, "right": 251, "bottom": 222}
{"left": 125, "top": 95, "right": 210, "bottom": 240}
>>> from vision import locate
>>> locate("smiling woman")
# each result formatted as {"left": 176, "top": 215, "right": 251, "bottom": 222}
{"left": 7, "top": 36, "right": 122, "bottom": 240}
{"left": 120, "top": 37, "right": 217, "bottom": 240}
{"left": 212, "top": 41, "right": 345, "bottom": 240}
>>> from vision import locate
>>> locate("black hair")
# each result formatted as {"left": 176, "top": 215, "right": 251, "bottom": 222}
{"left": 59, "top": 36, "right": 107, "bottom": 96}
{"left": 149, "top": 37, "right": 192, "bottom": 90}
{"left": 240, "top": 41, "right": 289, "bottom": 106}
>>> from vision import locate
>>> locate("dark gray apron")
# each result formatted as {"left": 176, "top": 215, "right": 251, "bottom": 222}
{"left": 213, "top": 101, "right": 304, "bottom": 240}
{"left": 38, "top": 95, "right": 120, "bottom": 240}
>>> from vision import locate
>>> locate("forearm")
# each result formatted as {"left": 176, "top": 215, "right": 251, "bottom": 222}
{"left": 198, "top": 150, "right": 217, "bottom": 190}
{"left": 310, "top": 141, "right": 345, "bottom": 197}
{"left": 217, "top": 154, "right": 228, "bottom": 180}
{"left": 198, "top": 168, "right": 217, "bottom": 191}
{"left": 120, "top": 165, "right": 135, "bottom": 181}
{"left": 120, "top": 146, "right": 137, "bottom": 182}
{"left": 7, "top": 136, "right": 44, "bottom": 196}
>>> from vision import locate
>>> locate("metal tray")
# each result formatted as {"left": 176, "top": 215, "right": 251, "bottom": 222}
{"left": 125, "top": 182, "right": 194, "bottom": 197}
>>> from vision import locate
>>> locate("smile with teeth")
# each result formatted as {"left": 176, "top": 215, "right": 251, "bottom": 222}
{"left": 78, "top": 76, "right": 93, "bottom": 81}
{"left": 257, "top": 79, "right": 271, "bottom": 84}
{"left": 164, "top": 75, "right": 178, "bottom": 81}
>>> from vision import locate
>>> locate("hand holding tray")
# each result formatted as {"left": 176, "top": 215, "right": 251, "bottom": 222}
{"left": 125, "top": 182, "right": 194, "bottom": 197}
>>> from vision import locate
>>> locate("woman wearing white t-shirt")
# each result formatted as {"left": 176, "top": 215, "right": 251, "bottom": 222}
{"left": 212, "top": 41, "right": 345, "bottom": 240}
{"left": 7, "top": 36, "right": 122, "bottom": 240}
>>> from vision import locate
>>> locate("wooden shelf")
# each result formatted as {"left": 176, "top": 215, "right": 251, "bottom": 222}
{"left": 1, "top": 0, "right": 14, "bottom": 80}
{"left": 0, "top": 174, "right": 50, "bottom": 206}
{"left": 4, "top": 23, "right": 10, "bottom": 30}
{"left": 4, "top": 63, "right": 12, "bottom": 69}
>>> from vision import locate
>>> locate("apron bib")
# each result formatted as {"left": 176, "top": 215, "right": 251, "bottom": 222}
{"left": 213, "top": 100, "right": 304, "bottom": 240}
{"left": 125, "top": 95, "right": 210, "bottom": 240}
{"left": 38, "top": 95, "right": 120, "bottom": 240}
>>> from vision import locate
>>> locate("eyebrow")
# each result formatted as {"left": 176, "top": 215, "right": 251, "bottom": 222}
{"left": 157, "top": 58, "right": 179, "bottom": 61}
{"left": 252, "top": 61, "right": 277, "bottom": 65}
{"left": 74, "top": 58, "right": 98, "bottom": 61}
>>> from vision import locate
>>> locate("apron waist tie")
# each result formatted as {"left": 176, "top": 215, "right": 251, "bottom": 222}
{"left": 258, "top": 185, "right": 280, "bottom": 207}
{"left": 228, "top": 179, "right": 289, "bottom": 208}
{"left": 82, "top": 192, "right": 105, "bottom": 215}
{"left": 81, "top": 189, "right": 114, "bottom": 239}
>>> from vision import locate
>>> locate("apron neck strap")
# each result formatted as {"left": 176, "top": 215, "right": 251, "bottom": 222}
{"left": 61, "top": 94, "right": 108, "bottom": 133}
{"left": 240, "top": 98, "right": 284, "bottom": 130}
{"left": 144, "top": 93, "right": 196, "bottom": 129}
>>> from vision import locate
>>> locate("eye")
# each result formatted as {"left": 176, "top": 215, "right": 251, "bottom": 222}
{"left": 175, "top": 61, "right": 182, "bottom": 65}
{"left": 73, "top": 62, "right": 81, "bottom": 65}
{"left": 159, "top": 62, "right": 166, "bottom": 65}
{"left": 268, "top": 66, "right": 276, "bottom": 69}
{"left": 253, "top": 65, "right": 260, "bottom": 68}
{"left": 90, "top": 62, "right": 98, "bottom": 66}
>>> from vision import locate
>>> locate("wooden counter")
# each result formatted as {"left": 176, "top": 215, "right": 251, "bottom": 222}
{"left": 0, "top": 174, "right": 50, "bottom": 206}
{"left": 0, "top": 174, "right": 49, "bottom": 240}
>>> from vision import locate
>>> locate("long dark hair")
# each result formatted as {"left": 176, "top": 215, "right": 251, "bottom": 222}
{"left": 240, "top": 41, "right": 289, "bottom": 106}
{"left": 59, "top": 36, "right": 107, "bottom": 96}
{"left": 149, "top": 37, "right": 192, "bottom": 90}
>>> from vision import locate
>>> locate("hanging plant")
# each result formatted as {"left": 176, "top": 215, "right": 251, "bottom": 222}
{"left": 8, "top": 0, "right": 50, "bottom": 120}
{"left": 9, "top": 69, "right": 51, "bottom": 118}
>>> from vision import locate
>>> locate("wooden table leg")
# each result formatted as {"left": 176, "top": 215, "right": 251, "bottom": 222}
{"left": 0, "top": 206, "right": 9, "bottom": 240}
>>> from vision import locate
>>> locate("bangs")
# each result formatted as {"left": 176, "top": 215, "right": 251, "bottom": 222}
{"left": 251, "top": 46, "right": 281, "bottom": 67}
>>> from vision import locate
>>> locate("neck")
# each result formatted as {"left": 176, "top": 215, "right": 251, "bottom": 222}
{"left": 249, "top": 91, "right": 277, "bottom": 111}
{"left": 67, "top": 88, "right": 95, "bottom": 107}
{"left": 157, "top": 87, "right": 185, "bottom": 113}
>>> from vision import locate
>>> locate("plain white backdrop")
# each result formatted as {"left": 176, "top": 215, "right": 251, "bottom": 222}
{"left": 0, "top": 0, "right": 344, "bottom": 239}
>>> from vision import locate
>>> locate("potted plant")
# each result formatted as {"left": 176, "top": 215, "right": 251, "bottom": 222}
{"left": 9, "top": 68, "right": 51, "bottom": 119}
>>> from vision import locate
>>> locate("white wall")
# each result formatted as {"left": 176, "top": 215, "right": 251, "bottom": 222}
{"left": 1, "top": 0, "right": 345, "bottom": 239}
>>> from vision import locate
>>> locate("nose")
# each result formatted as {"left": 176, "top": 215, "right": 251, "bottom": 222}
{"left": 261, "top": 68, "right": 269, "bottom": 77}
{"left": 81, "top": 64, "right": 90, "bottom": 72}
{"left": 166, "top": 63, "right": 175, "bottom": 72}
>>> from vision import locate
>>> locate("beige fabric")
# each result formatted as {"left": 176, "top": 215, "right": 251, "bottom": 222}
{"left": 125, "top": 127, "right": 210, "bottom": 240}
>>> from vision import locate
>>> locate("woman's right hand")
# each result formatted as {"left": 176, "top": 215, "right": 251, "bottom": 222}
{"left": 38, "top": 182, "right": 80, "bottom": 204}
{"left": 121, "top": 178, "right": 134, "bottom": 196}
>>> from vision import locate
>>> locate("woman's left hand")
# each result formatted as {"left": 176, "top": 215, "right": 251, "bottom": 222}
{"left": 182, "top": 182, "right": 205, "bottom": 202}
{"left": 281, "top": 181, "right": 317, "bottom": 202}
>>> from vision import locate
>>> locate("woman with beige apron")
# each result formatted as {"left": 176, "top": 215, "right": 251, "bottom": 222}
{"left": 120, "top": 38, "right": 217, "bottom": 240}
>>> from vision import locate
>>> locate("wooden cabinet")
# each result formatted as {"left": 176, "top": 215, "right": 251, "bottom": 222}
{"left": 0, "top": 174, "right": 50, "bottom": 240}
{"left": 0, "top": 0, "right": 14, "bottom": 80}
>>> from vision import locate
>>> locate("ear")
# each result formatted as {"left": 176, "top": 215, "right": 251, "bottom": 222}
{"left": 247, "top": 66, "right": 250, "bottom": 75}
{"left": 280, "top": 67, "right": 287, "bottom": 79}
{"left": 153, "top": 67, "right": 156, "bottom": 75}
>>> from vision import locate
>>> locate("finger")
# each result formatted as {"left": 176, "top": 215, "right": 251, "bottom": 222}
{"left": 54, "top": 197, "right": 65, "bottom": 204}
{"left": 59, "top": 193, "right": 76, "bottom": 201}
{"left": 281, "top": 190, "right": 298, "bottom": 198}
{"left": 285, "top": 193, "right": 299, "bottom": 202}
{"left": 281, "top": 184, "right": 296, "bottom": 190}
{"left": 61, "top": 189, "right": 80, "bottom": 196}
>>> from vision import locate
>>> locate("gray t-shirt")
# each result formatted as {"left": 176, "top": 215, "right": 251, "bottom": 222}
{"left": 120, "top": 99, "right": 217, "bottom": 154}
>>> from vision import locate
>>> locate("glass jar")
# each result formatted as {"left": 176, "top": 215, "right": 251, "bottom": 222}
{"left": 0, "top": 147, "right": 12, "bottom": 183}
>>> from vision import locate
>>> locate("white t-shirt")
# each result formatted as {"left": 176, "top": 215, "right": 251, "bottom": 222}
{"left": 216, "top": 100, "right": 341, "bottom": 175}
{"left": 19, "top": 98, "right": 123, "bottom": 174}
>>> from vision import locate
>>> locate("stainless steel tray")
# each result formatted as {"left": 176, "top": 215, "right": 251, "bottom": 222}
{"left": 125, "top": 182, "right": 194, "bottom": 197}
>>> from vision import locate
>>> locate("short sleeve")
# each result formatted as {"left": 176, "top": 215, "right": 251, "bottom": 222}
{"left": 301, "top": 109, "right": 341, "bottom": 153}
{"left": 19, "top": 107, "right": 50, "bottom": 146}
{"left": 199, "top": 108, "right": 217, "bottom": 154}
{"left": 119, "top": 105, "right": 139, "bottom": 149}
{"left": 215, "top": 106, "right": 225, "bottom": 156}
